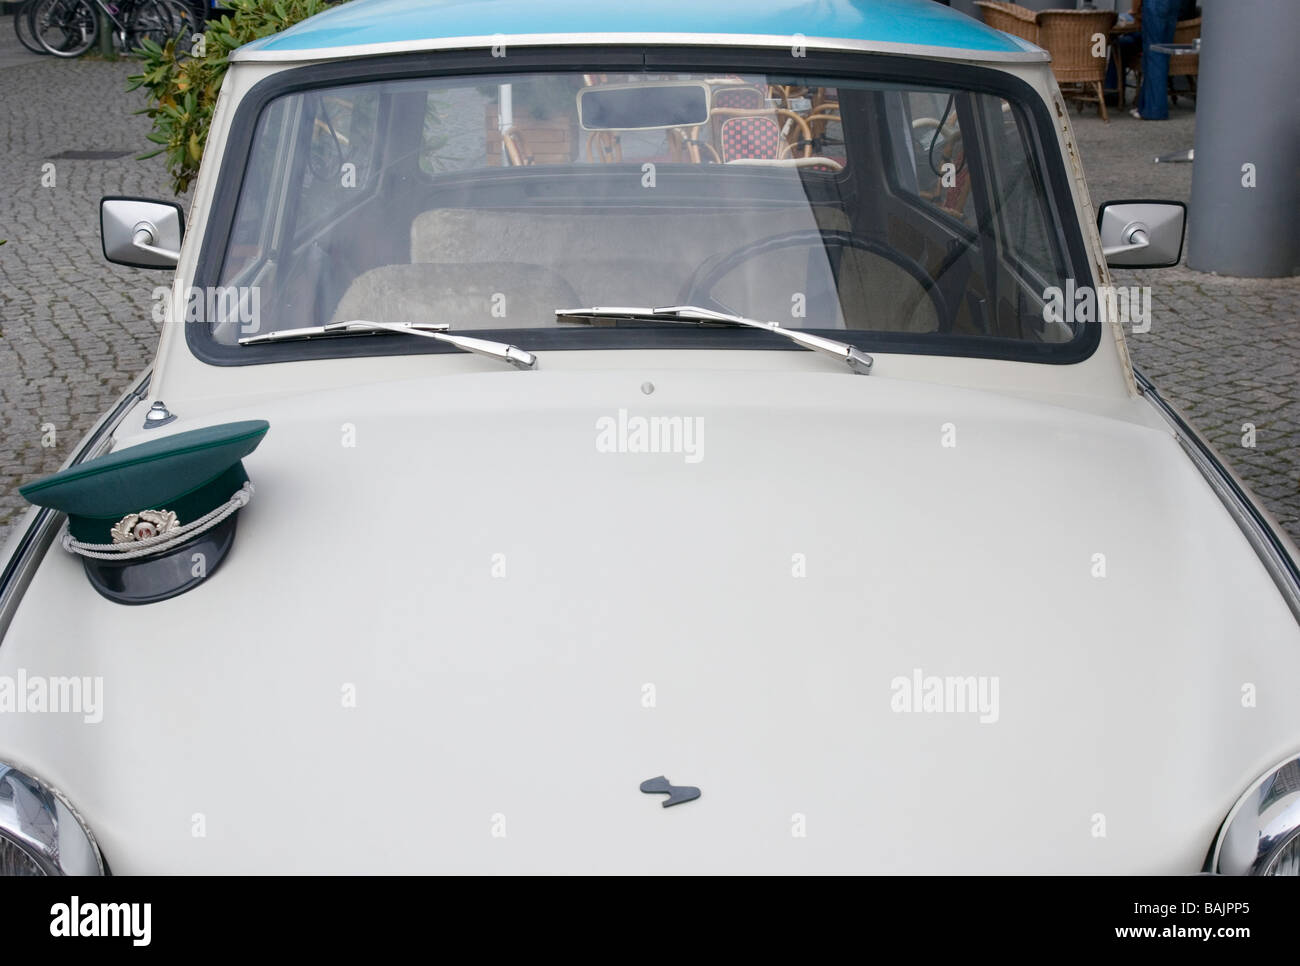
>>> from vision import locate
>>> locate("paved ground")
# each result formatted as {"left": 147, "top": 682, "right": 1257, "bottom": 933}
{"left": 1072, "top": 101, "right": 1300, "bottom": 540}
{"left": 0, "top": 31, "right": 189, "bottom": 543}
{"left": 0, "top": 31, "right": 1297, "bottom": 546}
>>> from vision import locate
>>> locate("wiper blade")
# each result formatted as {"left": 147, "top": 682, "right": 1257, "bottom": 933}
{"left": 555, "top": 305, "right": 872, "bottom": 375}
{"left": 238, "top": 320, "right": 538, "bottom": 370}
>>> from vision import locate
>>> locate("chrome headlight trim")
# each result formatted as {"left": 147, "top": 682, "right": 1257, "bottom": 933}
{"left": 1212, "top": 755, "right": 1300, "bottom": 875}
{"left": 0, "top": 761, "right": 105, "bottom": 875}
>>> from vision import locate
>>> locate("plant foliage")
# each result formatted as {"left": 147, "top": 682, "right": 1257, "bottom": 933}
{"left": 128, "top": 0, "right": 338, "bottom": 194}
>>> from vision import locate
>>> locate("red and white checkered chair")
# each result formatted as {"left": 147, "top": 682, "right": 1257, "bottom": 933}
{"left": 718, "top": 114, "right": 784, "bottom": 161}
{"left": 711, "top": 109, "right": 813, "bottom": 162}
{"left": 712, "top": 86, "right": 766, "bottom": 110}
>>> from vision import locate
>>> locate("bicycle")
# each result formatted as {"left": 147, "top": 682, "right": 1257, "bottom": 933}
{"left": 28, "top": 0, "right": 196, "bottom": 59}
{"left": 13, "top": 0, "right": 50, "bottom": 54}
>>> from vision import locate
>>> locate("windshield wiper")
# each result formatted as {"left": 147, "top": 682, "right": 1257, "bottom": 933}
{"left": 555, "top": 305, "right": 872, "bottom": 375}
{"left": 238, "top": 320, "right": 538, "bottom": 370}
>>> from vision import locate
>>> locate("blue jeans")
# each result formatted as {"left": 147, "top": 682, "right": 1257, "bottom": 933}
{"left": 1138, "top": 0, "right": 1180, "bottom": 119}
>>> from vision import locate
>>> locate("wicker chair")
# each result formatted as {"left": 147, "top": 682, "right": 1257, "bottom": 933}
{"left": 1168, "top": 16, "right": 1200, "bottom": 103}
{"left": 1036, "top": 9, "right": 1118, "bottom": 121}
{"left": 585, "top": 131, "right": 622, "bottom": 163}
{"left": 502, "top": 127, "right": 533, "bottom": 166}
{"left": 705, "top": 109, "right": 813, "bottom": 163}
{"left": 974, "top": 2, "right": 1040, "bottom": 46}
{"left": 712, "top": 86, "right": 766, "bottom": 110}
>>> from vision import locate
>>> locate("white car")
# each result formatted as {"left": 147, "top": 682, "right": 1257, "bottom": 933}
{"left": 2, "top": 0, "right": 1297, "bottom": 875}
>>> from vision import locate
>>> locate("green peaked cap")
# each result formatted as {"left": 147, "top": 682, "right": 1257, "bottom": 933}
{"left": 21, "top": 420, "right": 269, "bottom": 542}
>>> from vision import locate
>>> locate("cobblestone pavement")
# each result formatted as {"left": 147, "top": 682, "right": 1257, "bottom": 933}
{"left": 1072, "top": 103, "right": 1300, "bottom": 541}
{"left": 0, "top": 31, "right": 190, "bottom": 542}
{"left": 0, "top": 33, "right": 1297, "bottom": 545}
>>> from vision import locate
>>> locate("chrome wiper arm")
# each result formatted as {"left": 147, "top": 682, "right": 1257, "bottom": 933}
{"left": 238, "top": 320, "right": 538, "bottom": 370}
{"left": 239, "top": 320, "right": 453, "bottom": 342}
{"left": 555, "top": 305, "right": 872, "bottom": 375}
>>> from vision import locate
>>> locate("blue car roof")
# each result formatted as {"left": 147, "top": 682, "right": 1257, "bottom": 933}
{"left": 237, "top": 0, "right": 1040, "bottom": 61}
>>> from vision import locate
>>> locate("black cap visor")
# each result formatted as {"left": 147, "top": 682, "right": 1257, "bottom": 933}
{"left": 81, "top": 513, "right": 239, "bottom": 605}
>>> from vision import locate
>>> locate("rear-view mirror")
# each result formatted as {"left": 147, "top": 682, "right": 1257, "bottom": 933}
{"left": 577, "top": 82, "right": 711, "bottom": 131}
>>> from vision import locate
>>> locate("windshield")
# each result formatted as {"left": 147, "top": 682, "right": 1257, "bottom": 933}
{"left": 205, "top": 62, "right": 1086, "bottom": 360}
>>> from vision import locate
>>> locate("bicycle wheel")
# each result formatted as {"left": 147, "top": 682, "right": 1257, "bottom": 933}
{"left": 160, "top": 0, "right": 200, "bottom": 56}
{"left": 14, "top": 0, "right": 49, "bottom": 54}
{"left": 125, "top": 0, "right": 188, "bottom": 53}
{"left": 30, "top": 0, "right": 98, "bottom": 57}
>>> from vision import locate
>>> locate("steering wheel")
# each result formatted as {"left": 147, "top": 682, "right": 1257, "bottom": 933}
{"left": 679, "top": 229, "right": 949, "bottom": 331}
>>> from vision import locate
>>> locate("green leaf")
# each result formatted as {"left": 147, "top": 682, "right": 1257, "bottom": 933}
{"left": 131, "top": 0, "right": 348, "bottom": 197}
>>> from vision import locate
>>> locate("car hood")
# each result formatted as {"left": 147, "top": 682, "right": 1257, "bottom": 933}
{"left": 4, "top": 366, "right": 1299, "bottom": 873}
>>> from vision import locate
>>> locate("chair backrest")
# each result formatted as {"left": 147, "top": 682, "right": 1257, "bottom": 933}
{"left": 718, "top": 114, "right": 784, "bottom": 162}
{"left": 1169, "top": 16, "right": 1201, "bottom": 76}
{"left": 1035, "top": 9, "right": 1117, "bottom": 82}
{"left": 333, "top": 262, "right": 580, "bottom": 328}
{"left": 402, "top": 207, "right": 866, "bottom": 323}
{"left": 974, "top": 1, "right": 1040, "bottom": 45}
{"left": 712, "top": 86, "right": 766, "bottom": 110}
{"left": 586, "top": 131, "right": 622, "bottom": 163}
{"left": 1173, "top": 16, "right": 1201, "bottom": 44}
{"left": 352, "top": 206, "right": 936, "bottom": 332}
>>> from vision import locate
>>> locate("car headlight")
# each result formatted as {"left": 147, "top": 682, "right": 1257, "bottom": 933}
{"left": 1211, "top": 756, "right": 1300, "bottom": 875}
{"left": 0, "top": 762, "right": 104, "bottom": 875}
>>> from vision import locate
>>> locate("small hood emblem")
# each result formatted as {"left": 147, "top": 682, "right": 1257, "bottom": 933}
{"left": 640, "top": 776, "right": 701, "bottom": 807}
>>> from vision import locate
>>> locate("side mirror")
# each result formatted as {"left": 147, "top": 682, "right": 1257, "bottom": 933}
{"left": 1097, "top": 200, "right": 1186, "bottom": 268}
{"left": 100, "top": 196, "right": 185, "bottom": 269}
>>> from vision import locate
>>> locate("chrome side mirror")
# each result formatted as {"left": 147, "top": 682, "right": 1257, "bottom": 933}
{"left": 100, "top": 196, "right": 185, "bottom": 269}
{"left": 1097, "top": 200, "right": 1186, "bottom": 268}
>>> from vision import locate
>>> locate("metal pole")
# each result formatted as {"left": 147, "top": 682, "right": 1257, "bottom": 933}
{"left": 1186, "top": 0, "right": 1299, "bottom": 277}
{"left": 97, "top": 9, "right": 114, "bottom": 59}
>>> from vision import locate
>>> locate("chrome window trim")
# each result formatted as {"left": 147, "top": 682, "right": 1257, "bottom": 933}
{"left": 1135, "top": 367, "right": 1300, "bottom": 626}
{"left": 232, "top": 32, "right": 1050, "bottom": 65}
{"left": 0, "top": 369, "right": 151, "bottom": 644}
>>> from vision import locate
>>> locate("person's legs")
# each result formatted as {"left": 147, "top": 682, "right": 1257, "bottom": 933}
{"left": 1115, "top": 33, "right": 1140, "bottom": 106}
{"left": 1138, "top": 0, "right": 1179, "bottom": 119}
